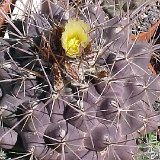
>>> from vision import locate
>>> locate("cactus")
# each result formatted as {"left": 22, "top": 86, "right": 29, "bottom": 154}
{"left": 0, "top": 0, "right": 159, "bottom": 159}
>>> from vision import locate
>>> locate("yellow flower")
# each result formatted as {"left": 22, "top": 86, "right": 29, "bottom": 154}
{"left": 61, "top": 19, "right": 90, "bottom": 58}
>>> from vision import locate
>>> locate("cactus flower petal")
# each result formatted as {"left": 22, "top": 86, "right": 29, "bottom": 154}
{"left": 61, "top": 19, "right": 90, "bottom": 58}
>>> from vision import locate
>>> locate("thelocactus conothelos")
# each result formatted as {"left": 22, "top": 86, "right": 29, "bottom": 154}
{"left": 0, "top": 1, "right": 159, "bottom": 160}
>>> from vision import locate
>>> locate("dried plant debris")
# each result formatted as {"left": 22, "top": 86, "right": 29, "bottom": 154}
{"left": 136, "top": 131, "right": 160, "bottom": 160}
{"left": 0, "top": 0, "right": 159, "bottom": 159}
{"left": 131, "top": 1, "right": 160, "bottom": 34}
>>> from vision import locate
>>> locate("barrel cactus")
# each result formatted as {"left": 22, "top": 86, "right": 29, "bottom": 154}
{"left": 0, "top": 0, "right": 159, "bottom": 159}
